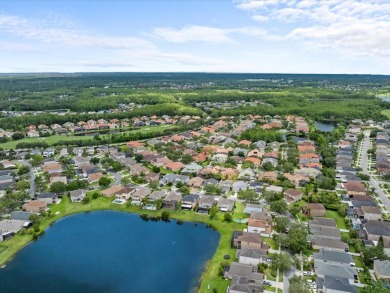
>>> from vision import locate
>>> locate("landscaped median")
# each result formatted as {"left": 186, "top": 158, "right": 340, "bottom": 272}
{"left": 0, "top": 195, "right": 246, "bottom": 293}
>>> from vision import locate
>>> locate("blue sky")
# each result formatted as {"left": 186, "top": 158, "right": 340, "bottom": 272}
{"left": 0, "top": 0, "right": 389, "bottom": 74}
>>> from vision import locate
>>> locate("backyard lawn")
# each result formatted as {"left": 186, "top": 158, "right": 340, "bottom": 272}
{"left": 325, "top": 210, "right": 347, "bottom": 230}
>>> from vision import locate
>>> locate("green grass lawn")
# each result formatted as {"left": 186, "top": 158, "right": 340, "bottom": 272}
{"left": 325, "top": 210, "right": 347, "bottom": 229}
{"left": 232, "top": 202, "right": 248, "bottom": 219}
{"left": 0, "top": 195, "right": 246, "bottom": 293}
{"left": 381, "top": 109, "right": 390, "bottom": 119}
{"left": 0, "top": 124, "right": 176, "bottom": 149}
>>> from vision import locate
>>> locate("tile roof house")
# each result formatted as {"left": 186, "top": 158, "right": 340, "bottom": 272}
{"left": 284, "top": 189, "right": 303, "bottom": 204}
{"left": 10, "top": 211, "right": 34, "bottom": 222}
{"left": 312, "top": 236, "right": 349, "bottom": 252}
{"left": 197, "top": 196, "right": 216, "bottom": 213}
{"left": 162, "top": 192, "right": 182, "bottom": 210}
{"left": 303, "top": 203, "right": 326, "bottom": 217}
{"left": 317, "top": 276, "right": 358, "bottom": 293}
{"left": 180, "top": 163, "right": 203, "bottom": 175}
{"left": 363, "top": 220, "right": 390, "bottom": 242}
{"left": 373, "top": 260, "right": 390, "bottom": 286}
{"left": 359, "top": 206, "right": 382, "bottom": 221}
{"left": 217, "top": 198, "right": 235, "bottom": 212}
{"left": 164, "top": 161, "right": 185, "bottom": 172}
{"left": 258, "top": 171, "right": 278, "bottom": 182}
{"left": 342, "top": 182, "right": 366, "bottom": 196}
{"left": 189, "top": 176, "right": 204, "bottom": 189}
{"left": 236, "top": 248, "right": 267, "bottom": 266}
{"left": 238, "top": 168, "right": 256, "bottom": 181}
{"left": 236, "top": 232, "right": 269, "bottom": 252}
{"left": 247, "top": 218, "right": 272, "bottom": 237}
{"left": 181, "top": 194, "right": 200, "bottom": 210}
{"left": 101, "top": 185, "right": 127, "bottom": 197}
{"left": 37, "top": 192, "right": 60, "bottom": 204}
{"left": 159, "top": 174, "right": 189, "bottom": 186}
{"left": 69, "top": 190, "right": 86, "bottom": 202}
{"left": 22, "top": 200, "right": 47, "bottom": 213}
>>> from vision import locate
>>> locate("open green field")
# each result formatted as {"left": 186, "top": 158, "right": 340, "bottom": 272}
{"left": 381, "top": 110, "right": 390, "bottom": 119}
{"left": 0, "top": 195, "right": 246, "bottom": 293}
{"left": 0, "top": 124, "right": 175, "bottom": 149}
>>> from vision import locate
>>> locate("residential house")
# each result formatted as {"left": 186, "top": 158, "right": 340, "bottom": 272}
{"left": 235, "top": 232, "right": 269, "bottom": 252}
{"left": 363, "top": 220, "right": 390, "bottom": 242}
{"left": 197, "top": 196, "right": 215, "bottom": 213}
{"left": 343, "top": 182, "right": 366, "bottom": 196}
{"left": 164, "top": 161, "right": 185, "bottom": 172}
{"left": 303, "top": 203, "right": 326, "bottom": 217}
{"left": 69, "top": 190, "right": 86, "bottom": 202}
{"left": 359, "top": 206, "right": 382, "bottom": 221}
{"left": 238, "top": 168, "right": 256, "bottom": 181}
{"left": 0, "top": 220, "right": 27, "bottom": 234}
{"left": 258, "top": 171, "right": 278, "bottom": 182}
{"left": 373, "top": 260, "right": 390, "bottom": 286}
{"left": 265, "top": 185, "right": 283, "bottom": 194}
{"left": 22, "top": 200, "right": 47, "bottom": 213}
{"left": 217, "top": 198, "right": 235, "bottom": 212}
{"left": 284, "top": 189, "right": 303, "bottom": 204}
{"left": 248, "top": 217, "right": 272, "bottom": 237}
{"left": 159, "top": 174, "right": 189, "bottom": 186}
{"left": 236, "top": 248, "right": 267, "bottom": 266}
{"left": 131, "top": 187, "right": 151, "bottom": 204}
{"left": 88, "top": 172, "right": 103, "bottom": 183}
{"left": 43, "top": 148, "right": 55, "bottom": 157}
{"left": 37, "top": 192, "right": 60, "bottom": 204}
{"left": 101, "top": 185, "right": 127, "bottom": 197}
{"left": 181, "top": 194, "right": 200, "bottom": 210}
{"left": 181, "top": 163, "right": 203, "bottom": 175}
{"left": 211, "top": 154, "right": 228, "bottom": 163}
{"left": 189, "top": 177, "right": 204, "bottom": 189}
{"left": 148, "top": 190, "right": 167, "bottom": 202}
{"left": 162, "top": 192, "right": 182, "bottom": 210}
{"left": 232, "top": 181, "right": 248, "bottom": 193}
{"left": 10, "top": 211, "right": 34, "bottom": 222}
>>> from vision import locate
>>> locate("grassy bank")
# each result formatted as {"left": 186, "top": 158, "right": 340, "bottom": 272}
{"left": 0, "top": 124, "right": 175, "bottom": 149}
{"left": 381, "top": 109, "right": 390, "bottom": 119}
{"left": 0, "top": 195, "right": 245, "bottom": 293}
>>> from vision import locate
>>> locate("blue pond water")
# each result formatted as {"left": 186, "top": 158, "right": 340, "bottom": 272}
{"left": 0, "top": 211, "right": 220, "bottom": 293}
{"left": 315, "top": 121, "right": 335, "bottom": 132}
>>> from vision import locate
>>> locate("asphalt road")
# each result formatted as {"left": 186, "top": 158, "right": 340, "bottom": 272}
{"left": 20, "top": 160, "right": 35, "bottom": 197}
{"left": 360, "top": 131, "right": 390, "bottom": 213}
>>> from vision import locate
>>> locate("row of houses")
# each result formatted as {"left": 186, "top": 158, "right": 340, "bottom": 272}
{"left": 376, "top": 129, "right": 390, "bottom": 175}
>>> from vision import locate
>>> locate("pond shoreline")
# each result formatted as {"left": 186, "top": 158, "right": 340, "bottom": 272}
{"left": 0, "top": 197, "right": 244, "bottom": 293}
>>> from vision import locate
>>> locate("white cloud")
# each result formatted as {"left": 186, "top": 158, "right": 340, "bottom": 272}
{"left": 0, "top": 13, "right": 153, "bottom": 50}
{"left": 234, "top": 0, "right": 390, "bottom": 58}
{"left": 252, "top": 15, "right": 269, "bottom": 22}
{"left": 152, "top": 25, "right": 234, "bottom": 44}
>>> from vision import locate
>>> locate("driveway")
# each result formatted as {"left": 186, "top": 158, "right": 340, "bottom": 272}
{"left": 109, "top": 170, "right": 122, "bottom": 186}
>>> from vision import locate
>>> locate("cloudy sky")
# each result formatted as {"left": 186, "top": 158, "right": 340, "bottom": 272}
{"left": 0, "top": 0, "right": 389, "bottom": 74}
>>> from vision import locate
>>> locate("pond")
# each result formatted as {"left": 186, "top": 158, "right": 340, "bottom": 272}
{"left": 0, "top": 211, "right": 220, "bottom": 293}
{"left": 378, "top": 96, "right": 390, "bottom": 102}
{"left": 315, "top": 121, "right": 335, "bottom": 132}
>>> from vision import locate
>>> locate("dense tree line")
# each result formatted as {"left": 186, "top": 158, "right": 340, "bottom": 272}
{"left": 238, "top": 128, "right": 283, "bottom": 142}
{"left": 15, "top": 122, "right": 202, "bottom": 149}
{"left": 212, "top": 97, "right": 385, "bottom": 121}
{"left": 0, "top": 103, "right": 203, "bottom": 131}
